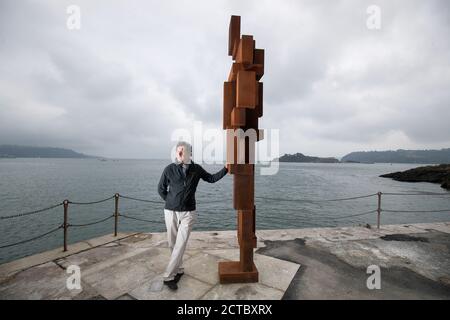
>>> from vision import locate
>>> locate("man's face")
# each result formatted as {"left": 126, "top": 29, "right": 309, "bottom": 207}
{"left": 176, "top": 146, "right": 191, "bottom": 163}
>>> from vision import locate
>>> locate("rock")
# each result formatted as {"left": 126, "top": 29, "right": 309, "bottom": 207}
{"left": 441, "top": 176, "right": 450, "bottom": 189}
{"left": 380, "top": 164, "right": 450, "bottom": 190}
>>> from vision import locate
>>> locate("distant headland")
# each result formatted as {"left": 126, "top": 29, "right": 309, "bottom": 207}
{"left": 276, "top": 148, "right": 450, "bottom": 164}
{"left": 2, "top": 145, "right": 450, "bottom": 164}
{"left": 0, "top": 145, "right": 97, "bottom": 159}
{"left": 276, "top": 153, "right": 339, "bottom": 163}
{"left": 341, "top": 148, "right": 450, "bottom": 164}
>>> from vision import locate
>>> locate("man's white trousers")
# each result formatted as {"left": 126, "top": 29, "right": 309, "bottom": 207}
{"left": 163, "top": 209, "right": 197, "bottom": 281}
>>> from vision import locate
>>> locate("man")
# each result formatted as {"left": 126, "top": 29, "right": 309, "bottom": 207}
{"left": 157, "top": 141, "right": 228, "bottom": 290}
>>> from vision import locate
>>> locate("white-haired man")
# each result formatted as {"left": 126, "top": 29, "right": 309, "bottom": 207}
{"left": 157, "top": 141, "right": 228, "bottom": 290}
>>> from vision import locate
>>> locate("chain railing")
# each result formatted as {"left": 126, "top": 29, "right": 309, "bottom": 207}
{"left": 0, "top": 191, "right": 449, "bottom": 252}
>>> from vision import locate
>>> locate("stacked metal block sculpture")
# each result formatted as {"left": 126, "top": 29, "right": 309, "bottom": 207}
{"left": 218, "top": 15, "right": 264, "bottom": 284}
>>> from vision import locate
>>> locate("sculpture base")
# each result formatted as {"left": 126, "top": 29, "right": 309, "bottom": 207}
{"left": 218, "top": 261, "right": 259, "bottom": 284}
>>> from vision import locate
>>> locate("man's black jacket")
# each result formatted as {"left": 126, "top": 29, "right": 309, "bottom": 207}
{"left": 158, "top": 161, "right": 228, "bottom": 211}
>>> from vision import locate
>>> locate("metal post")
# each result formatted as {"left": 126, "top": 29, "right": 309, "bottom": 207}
{"left": 114, "top": 193, "right": 119, "bottom": 237}
{"left": 377, "top": 192, "right": 382, "bottom": 229}
{"left": 63, "top": 199, "right": 69, "bottom": 251}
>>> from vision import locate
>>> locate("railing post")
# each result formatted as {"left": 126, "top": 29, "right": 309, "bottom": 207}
{"left": 114, "top": 193, "right": 119, "bottom": 237}
{"left": 377, "top": 192, "right": 382, "bottom": 229}
{"left": 63, "top": 199, "right": 69, "bottom": 251}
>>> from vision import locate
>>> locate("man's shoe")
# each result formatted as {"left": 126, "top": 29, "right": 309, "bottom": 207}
{"left": 163, "top": 279, "right": 178, "bottom": 291}
{"left": 174, "top": 272, "right": 184, "bottom": 283}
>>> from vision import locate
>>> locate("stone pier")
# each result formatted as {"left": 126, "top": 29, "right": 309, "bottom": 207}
{"left": 0, "top": 222, "right": 449, "bottom": 299}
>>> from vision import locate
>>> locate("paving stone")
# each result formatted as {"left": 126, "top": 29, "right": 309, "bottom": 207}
{"left": 119, "top": 233, "right": 167, "bottom": 248}
{"left": 183, "top": 253, "right": 226, "bottom": 285}
{"left": 201, "top": 283, "right": 284, "bottom": 300}
{"left": 0, "top": 242, "right": 91, "bottom": 278}
{"left": 412, "top": 222, "right": 450, "bottom": 234}
{"left": 204, "top": 249, "right": 240, "bottom": 261}
{"left": 86, "top": 233, "right": 137, "bottom": 247}
{"left": 204, "top": 249, "right": 300, "bottom": 291}
{"left": 318, "top": 226, "right": 382, "bottom": 242}
{"left": 58, "top": 246, "right": 149, "bottom": 276}
{"left": 253, "top": 254, "right": 300, "bottom": 291}
{"left": 0, "top": 262, "right": 98, "bottom": 299}
{"left": 82, "top": 255, "right": 158, "bottom": 300}
{"left": 129, "top": 274, "right": 212, "bottom": 300}
{"left": 375, "top": 224, "right": 429, "bottom": 235}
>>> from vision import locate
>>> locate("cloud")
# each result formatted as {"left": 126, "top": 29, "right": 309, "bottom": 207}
{"left": 0, "top": 0, "right": 449, "bottom": 159}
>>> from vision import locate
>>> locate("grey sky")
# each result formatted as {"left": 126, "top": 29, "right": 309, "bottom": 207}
{"left": 0, "top": 0, "right": 449, "bottom": 159}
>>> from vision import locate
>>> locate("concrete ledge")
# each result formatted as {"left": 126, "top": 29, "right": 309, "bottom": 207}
{"left": 0, "top": 232, "right": 138, "bottom": 279}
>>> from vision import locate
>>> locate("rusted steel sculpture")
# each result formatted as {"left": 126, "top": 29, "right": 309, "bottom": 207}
{"left": 218, "top": 15, "right": 264, "bottom": 283}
